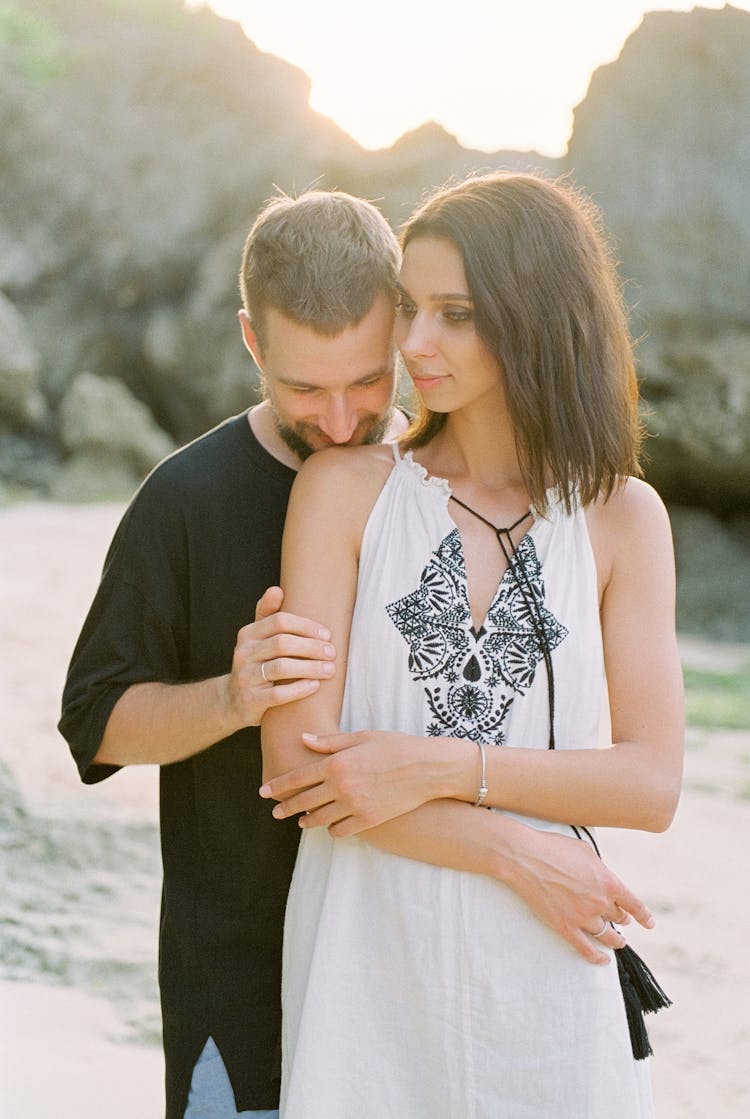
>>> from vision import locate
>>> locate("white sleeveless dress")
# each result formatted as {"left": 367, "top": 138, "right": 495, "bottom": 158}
{"left": 279, "top": 446, "right": 653, "bottom": 1118}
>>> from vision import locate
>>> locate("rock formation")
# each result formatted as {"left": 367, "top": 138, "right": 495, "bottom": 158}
{"left": 565, "top": 4, "right": 750, "bottom": 518}
{"left": 52, "top": 371, "right": 176, "bottom": 501}
{"left": 0, "top": 293, "right": 46, "bottom": 427}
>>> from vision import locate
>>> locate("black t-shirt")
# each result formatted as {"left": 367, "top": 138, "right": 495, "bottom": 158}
{"left": 59, "top": 413, "right": 302, "bottom": 1117}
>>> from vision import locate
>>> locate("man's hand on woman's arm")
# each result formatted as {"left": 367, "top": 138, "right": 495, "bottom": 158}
{"left": 94, "top": 587, "right": 337, "bottom": 767}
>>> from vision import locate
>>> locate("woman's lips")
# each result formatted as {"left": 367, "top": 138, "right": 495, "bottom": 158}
{"left": 410, "top": 373, "right": 450, "bottom": 391}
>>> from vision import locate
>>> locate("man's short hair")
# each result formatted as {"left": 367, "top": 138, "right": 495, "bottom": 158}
{"left": 239, "top": 190, "right": 400, "bottom": 351}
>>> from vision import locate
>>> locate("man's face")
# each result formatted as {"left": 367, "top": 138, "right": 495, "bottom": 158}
{"left": 243, "top": 295, "right": 397, "bottom": 460}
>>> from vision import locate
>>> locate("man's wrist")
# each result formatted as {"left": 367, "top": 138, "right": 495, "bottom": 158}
{"left": 213, "top": 673, "right": 247, "bottom": 738}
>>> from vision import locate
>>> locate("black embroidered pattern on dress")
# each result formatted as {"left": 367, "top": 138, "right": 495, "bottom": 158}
{"left": 386, "top": 528, "right": 568, "bottom": 743}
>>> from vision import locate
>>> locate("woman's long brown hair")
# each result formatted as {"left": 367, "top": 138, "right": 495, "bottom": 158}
{"left": 400, "top": 172, "right": 643, "bottom": 514}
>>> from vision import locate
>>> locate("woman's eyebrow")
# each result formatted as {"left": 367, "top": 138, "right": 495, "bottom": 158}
{"left": 396, "top": 282, "right": 472, "bottom": 301}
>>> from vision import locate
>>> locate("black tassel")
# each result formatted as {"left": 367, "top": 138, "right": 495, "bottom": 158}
{"left": 616, "top": 943, "right": 672, "bottom": 1060}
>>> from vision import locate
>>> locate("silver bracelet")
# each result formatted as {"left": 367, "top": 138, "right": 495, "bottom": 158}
{"left": 474, "top": 741, "right": 488, "bottom": 807}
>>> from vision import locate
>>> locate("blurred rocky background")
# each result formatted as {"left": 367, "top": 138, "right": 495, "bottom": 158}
{"left": 1, "top": 0, "right": 749, "bottom": 639}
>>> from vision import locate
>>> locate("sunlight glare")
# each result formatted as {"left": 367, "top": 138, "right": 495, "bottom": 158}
{"left": 199, "top": 0, "right": 750, "bottom": 156}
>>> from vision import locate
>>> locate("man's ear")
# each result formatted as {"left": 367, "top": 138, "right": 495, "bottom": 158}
{"left": 238, "top": 309, "right": 264, "bottom": 371}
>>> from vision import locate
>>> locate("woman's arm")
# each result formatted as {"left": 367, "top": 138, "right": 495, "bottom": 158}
{"left": 261, "top": 460, "right": 658, "bottom": 959}
{"left": 263, "top": 479, "right": 684, "bottom": 833}
{"left": 360, "top": 798, "right": 657, "bottom": 962}
{"left": 260, "top": 447, "right": 378, "bottom": 782}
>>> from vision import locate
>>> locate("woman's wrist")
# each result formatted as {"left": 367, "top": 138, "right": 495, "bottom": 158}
{"left": 435, "top": 736, "right": 487, "bottom": 803}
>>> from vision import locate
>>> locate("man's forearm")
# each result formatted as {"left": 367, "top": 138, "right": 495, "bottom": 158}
{"left": 93, "top": 593, "right": 341, "bottom": 768}
{"left": 95, "top": 677, "right": 237, "bottom": 766}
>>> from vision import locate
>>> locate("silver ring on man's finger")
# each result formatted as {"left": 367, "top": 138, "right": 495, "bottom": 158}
{"left": 591, "top": 918, "right": 608, "bottom": 938}
{"left": 260, "top": 661, "right": 271, "bottom": 684}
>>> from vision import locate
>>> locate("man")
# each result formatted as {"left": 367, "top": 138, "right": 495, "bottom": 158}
{"left": 60, "top": 189, "right": 651, "bottom": 1119}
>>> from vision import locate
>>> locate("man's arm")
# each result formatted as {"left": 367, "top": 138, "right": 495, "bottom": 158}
{"left": 95, "top": 586, "right": 338, "bottom": 766}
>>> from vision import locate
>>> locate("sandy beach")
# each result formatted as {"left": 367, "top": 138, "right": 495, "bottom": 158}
{"left": 1, "top": 500, "right": 748, "bottom": 1118}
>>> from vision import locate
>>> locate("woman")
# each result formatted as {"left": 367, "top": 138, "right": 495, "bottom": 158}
{"left": 262, "top": 173, "right": 684, "bottom": 1118}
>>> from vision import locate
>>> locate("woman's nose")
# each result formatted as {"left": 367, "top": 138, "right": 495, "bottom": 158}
{"left": 398, "top": 313, "right": 437, "bottom": 360}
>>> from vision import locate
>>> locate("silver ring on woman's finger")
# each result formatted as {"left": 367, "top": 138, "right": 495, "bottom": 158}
{"left": 592, "top": 918, "right": 608, "bottom": 938}
{"left": 260, "top": 661, "right": 271, "bottom": 684}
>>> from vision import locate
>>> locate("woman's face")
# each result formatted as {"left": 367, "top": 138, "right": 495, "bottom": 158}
{"left": 395, "top": 235, "right": 504, "bottom": 414}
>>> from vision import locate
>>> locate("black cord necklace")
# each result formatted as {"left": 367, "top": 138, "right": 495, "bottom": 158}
{"left": 449, "top": 493, "right": 556, "bottom": 749}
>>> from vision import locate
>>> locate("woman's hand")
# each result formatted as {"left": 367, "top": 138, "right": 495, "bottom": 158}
{"left": 503, "top": 824, "right": 653, "bottom": 963}
{"left": 259, "top": 729, "right": 448, "bottom": 836}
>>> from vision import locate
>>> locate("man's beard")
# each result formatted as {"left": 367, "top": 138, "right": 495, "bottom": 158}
{"left": 271, "top": 406, "right": 395, "bottom": 462}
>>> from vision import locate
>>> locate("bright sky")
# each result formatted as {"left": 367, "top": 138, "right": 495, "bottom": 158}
{"left": 193, "top": 1, "right": 747, "bottom": 156}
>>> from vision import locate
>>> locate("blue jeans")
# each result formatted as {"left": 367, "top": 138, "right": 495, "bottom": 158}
{"left": 184, "top": 1036, "right": 279, "bottom": 1119}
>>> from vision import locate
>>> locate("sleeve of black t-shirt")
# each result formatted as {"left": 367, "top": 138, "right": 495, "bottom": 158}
{"left": 59, "top": 471, "right": 189, "bottom": 785}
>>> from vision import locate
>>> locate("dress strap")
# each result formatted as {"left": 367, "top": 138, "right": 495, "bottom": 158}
{"left": 390, "top": 441, "right": 403, "bottom": 464}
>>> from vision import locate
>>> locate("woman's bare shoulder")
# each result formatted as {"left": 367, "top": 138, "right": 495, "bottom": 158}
{"left": 588, "top": 476, "right": 671, "bottom": 534}
{"left": 586, "top": 477, "right": 674, "bottom": 590}
{"left": 288, "top": 444, "right": 397, "bottom": 540}
{"left": 294, "top": 443, "right": 395, "bottom": 492}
